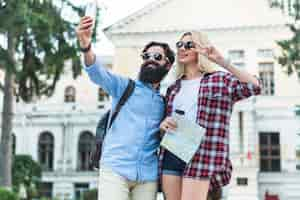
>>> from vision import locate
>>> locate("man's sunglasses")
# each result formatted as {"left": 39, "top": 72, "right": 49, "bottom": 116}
{"left": 176, "top": 41, "right": 195, "bottom": 50}
{"left": 141, "top": 52, "right": 168, "bottom": 62}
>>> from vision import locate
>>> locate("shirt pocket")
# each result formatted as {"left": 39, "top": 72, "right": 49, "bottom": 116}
{"left": 199, "top": 89, "right": 231, "bottom": 119}
{"left": 206, "top": 92, "right": 223, "bottom": 99}
{"left": 148, "top": 97, "right": 165, "bottom": 121}
{"left": 202, "top": 90, "right": 230, "bottom": 102}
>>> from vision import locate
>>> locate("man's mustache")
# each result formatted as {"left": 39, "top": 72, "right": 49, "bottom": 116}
{"left": 141, "top": 60, "right": 161, "bottom": 68}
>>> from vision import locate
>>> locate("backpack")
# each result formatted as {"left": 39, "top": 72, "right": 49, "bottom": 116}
{"left": 89, "top": 79, "right": 135, "bottom": 169}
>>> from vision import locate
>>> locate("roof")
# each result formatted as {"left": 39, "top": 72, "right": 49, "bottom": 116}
{"left": 104, "top": 0, "right": 288, "bottom": 35}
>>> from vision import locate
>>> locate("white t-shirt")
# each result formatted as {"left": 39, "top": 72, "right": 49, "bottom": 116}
{"left": 172, "top": 77, "right": 201, "bottom": 122}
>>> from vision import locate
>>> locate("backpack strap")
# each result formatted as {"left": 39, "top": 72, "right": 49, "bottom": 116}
{"left": 108, "top": 79, "right": 135, "bottom": 128}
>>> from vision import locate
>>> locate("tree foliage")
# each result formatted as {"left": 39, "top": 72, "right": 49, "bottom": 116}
{"left": 269, "top": 0, "right": 300, "bottom": 78}
{"left": 0, "top": 0, "right": 99, "bottom": 102}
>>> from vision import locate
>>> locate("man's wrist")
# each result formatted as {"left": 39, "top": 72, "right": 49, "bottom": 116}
{"left": 80, "top": 42, "right": 92, "bottom": 53}
{"left": 84, "top": 52, "right": 96, "bottom": 67}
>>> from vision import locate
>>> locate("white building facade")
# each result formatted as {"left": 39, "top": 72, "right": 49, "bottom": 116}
{"left": 1, "top": 0, "right": 300, "bottom": 199}
{"left": 9, "top": 58, "right": 112, "bottom": 199}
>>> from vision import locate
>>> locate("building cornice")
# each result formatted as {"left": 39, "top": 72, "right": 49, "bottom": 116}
{"left": 106, "top": 24, "right": 287, "bottom": 36}
{"left": 104, "top": 0, "right": 287, "bottom": 36}
{"left": 104, "top": 0, "right": 172, "bottom": 33}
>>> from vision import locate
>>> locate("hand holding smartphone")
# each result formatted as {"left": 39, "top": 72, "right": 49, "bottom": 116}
{"left": 85, "top": 0, "right": 98, "bottom": 29}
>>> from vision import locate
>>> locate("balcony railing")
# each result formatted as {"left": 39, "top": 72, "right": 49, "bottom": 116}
{"left": 14, "top": 101, "right": 111, "bottom": 116}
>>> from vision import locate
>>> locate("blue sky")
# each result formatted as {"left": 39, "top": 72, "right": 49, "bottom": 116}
{"left": 0, "top": 0, "right": 155, "bottom": 54}
{"left": 98, "top": 0, "right": 155, "bottom": 27}
{"left": 87, "top": 0, "right": 156, "bottom": 54}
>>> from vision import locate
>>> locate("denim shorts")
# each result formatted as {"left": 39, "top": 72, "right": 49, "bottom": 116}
{"left": 162, "top": 149, "right": 186, "bottom": 176}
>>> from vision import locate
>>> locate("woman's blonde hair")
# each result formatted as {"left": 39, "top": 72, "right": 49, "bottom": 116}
{"left": 175, "top": 31, "right": 217, "bottom": 78}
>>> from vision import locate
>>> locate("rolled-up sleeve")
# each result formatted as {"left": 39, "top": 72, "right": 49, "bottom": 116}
{"left": 84, "top": 56, "right": 128, "bottom": 98}
{"left": 224, "top": 73, "right": 261, "bottom": 103}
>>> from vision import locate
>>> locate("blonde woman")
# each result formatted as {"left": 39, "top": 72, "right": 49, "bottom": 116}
{"left": 159, "top": 31, "right": 261, "bottom": 200}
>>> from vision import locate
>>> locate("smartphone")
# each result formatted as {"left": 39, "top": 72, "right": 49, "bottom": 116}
{"left": 85, "top": 0, "right": 97, "bottom": 28}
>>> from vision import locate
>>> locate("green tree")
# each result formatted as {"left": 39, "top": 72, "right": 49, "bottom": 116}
{"left": 12, "top": 155, "right": 42, "bottom": 199}
{"left": 0, "top": 187, "right": 19, "bottom": 200}
{"left": 269, "top": 0, "right": 300, "bottom": 79}
{"left": 0, "top": 0, "right": 100, "bottom": 188}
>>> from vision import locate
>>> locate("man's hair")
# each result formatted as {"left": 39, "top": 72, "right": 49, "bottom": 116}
{"left": 142, "top": 41, "right": 175, "bottom": 65}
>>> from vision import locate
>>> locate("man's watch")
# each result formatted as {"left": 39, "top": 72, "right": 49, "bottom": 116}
{"left": 80, "top": 43, "right": 92, "bottom": 53}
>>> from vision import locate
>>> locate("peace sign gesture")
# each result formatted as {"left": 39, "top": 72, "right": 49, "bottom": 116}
{"left": 193, "top": 43, "right": 228, "bottom": 68}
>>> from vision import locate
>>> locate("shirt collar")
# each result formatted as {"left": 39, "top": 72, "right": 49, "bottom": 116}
{"left": 177, "top": 71, "right": 213, "bottom": 81}
{"left": 137, "top": 80, "right": 160, "bottom": 93}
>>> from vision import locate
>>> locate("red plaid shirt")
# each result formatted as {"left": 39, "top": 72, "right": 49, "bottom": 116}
{"left": 159, "top": 71, "right": 261, "bottom": 190}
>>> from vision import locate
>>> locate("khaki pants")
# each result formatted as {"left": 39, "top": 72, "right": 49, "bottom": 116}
{"left": 98, "top": 167, "right": 157, "bottom": 200}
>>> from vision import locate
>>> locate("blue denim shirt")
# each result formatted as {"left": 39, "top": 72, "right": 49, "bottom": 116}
{"left": 84, "top": 56, "right": 164, "bottom": 182}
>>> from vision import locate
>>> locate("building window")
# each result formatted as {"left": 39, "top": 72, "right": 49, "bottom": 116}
{"left": 237, "top": 177, "right": 248, "bottom": 186}
{"left": 296, "top": 133, "right": 300, "bottom": 170}
{"left": 78, "top": 131, "right": 95, "bottom": 171}
{"left": 12, "top": 133, "right": 16, "bottom": 155}
{"left": 257, "top": 49, "right": 274, "bottom": 59}
{"left": 74, "top": 183, "right": 89, "bottom": 200}
{"left": 259, "top": 132, "right": 281, "bottom": 172}
{"left": 38, "top": 182, "right": 53, "bottom": 198}
{"left": 228, "top": 50, "right": 245, "bottom": 60}
{"left": 238, "top": 112, "right": 244, "bottom": 156}
{"left": 296, "top": 149, "right": 300, "bottom": 170}
{"left": 98, "top": 88, "right": 109, "bottom": 102}
{"left": 38, "top": 132, "right": 54, "bottom": 171}
{"left": 259, "top": 63, "right": 274, "bottom": 95}
{"left": 233, "top": 62, "right": 245, "bottom": 68}
{"left": 64, "top": 86, "right": 76, "bottom": 103}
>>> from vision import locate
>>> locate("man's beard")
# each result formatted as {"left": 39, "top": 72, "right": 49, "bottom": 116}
{"left": 138, "top": 61, "right": 169, "bottom": 84}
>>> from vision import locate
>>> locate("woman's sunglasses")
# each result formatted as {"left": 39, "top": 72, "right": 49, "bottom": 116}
{"left": 176, "top": 41, "right": 195, "bottom": 50}
{"left": 141, "top": 52, "right": 168, "bottom": 62}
